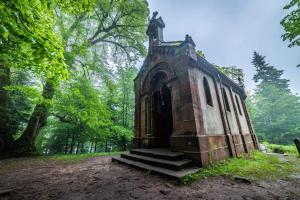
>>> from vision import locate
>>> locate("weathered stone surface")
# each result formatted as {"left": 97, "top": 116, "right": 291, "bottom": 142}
{"left": 112, "top": 148, "right": 200, "bottom": 180}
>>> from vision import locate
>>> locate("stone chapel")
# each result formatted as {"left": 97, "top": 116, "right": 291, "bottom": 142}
{"left": 113, "top": 12, "right": 259, "bottom": 178}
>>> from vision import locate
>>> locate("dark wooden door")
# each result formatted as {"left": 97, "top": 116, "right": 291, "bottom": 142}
{"left": 152, "top": 86, "right": 173, "bottom": 147}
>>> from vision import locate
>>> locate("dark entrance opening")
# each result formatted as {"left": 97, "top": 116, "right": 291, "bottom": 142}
{"left": 150, "top": 72, "right": 173, "bottom": 147}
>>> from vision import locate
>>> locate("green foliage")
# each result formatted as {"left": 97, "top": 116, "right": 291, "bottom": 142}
{"left": 35, "top": 77, "right": 111, "bottom": 154}
{"left": 248, "top": 83, "right": 300, "bottom": 143}
{"left": 252, "top": 52, "right": 289, "bottom": 89}
{"left": 55, "top": 0, "right": 95, "bottom": 14}
{"left": 5, "top": 85, "right": 43, "bottom": 105}
{"left": 0, "top": 0, "right": 149, "bottom": 155}
{"left": 35, "top": 62, "right": 138, "bottom": 154}
{"left": 196, "top": 50, "right": 244, "bottom": 84}
{"left": 6, "top": 70, "right": 39, "bottom": 139}
{"left": 58, "top": 0, "right": 149, "bottom": 65}
{"left": 281, "top": 0, "right": 300, "bottom": 48}
{"left": 0, "top": 0, "right": 68, "bottom": 80}
{"left": 214, "top": 64, "right": 245, "bottom": 85}
{"left": 196, "top": 50, "right": 206, "bottom": 59}
{"left": 248, "top": 52, "right": 300, "bottom": 144}
{"left": 263, "top": 142, "right": 299, "bottom": 155}
{"left": 181, "top": 151, "right": 300, "bottom": 184}
{"left": 111, "top": 126, "right": 133, "bottom": 142}
{"left": 54, "top": 79, "right": 111, "bottom": 129}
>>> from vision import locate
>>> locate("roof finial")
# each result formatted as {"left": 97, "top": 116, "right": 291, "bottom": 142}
{"left": 185, "top": 34, "right": 196, "bottom": 47}
{"left": 152, "top": 11, "right": 158, "bottom": 20}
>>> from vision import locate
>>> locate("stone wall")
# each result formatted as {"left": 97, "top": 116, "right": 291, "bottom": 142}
{"left": 196, "top": 70, "right": 224, "bottom": 135}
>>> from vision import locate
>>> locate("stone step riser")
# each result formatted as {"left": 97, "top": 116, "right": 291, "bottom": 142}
{"left": 112, "top": 156, "right": 200, "bottom": 180}
{"left": 121, "top": 153, "right": 192, "bottom": 171}
{"left": 112, "top": 157, "right": 180, "bottom": 180}
{"left": 130, "top": 150, "right": 185, "bottom": 161}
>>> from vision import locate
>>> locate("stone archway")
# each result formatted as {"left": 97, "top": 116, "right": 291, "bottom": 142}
{"left": 150, "top": 71, "right": 173, "bottom": 147}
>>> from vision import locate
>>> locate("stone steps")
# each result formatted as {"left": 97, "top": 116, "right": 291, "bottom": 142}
{"left": 112, "top": 148, "right": 200, "bottom": 180}
{"left": 130, "top": 148, "right": 185, "bottom": 161}
{"left": 121, "top": 153, "right": 193, "bottom": 171}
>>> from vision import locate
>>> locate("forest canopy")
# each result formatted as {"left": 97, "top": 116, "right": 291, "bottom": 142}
{"left": 0, "top": 0, "right": 149, "bottom": 155}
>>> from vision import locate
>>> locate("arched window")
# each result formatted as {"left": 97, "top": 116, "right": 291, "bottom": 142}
{"left": 235, "top": 95, "right": 242, "bottom": 115}
{"left": 203, "top": 77, "right": 213, "bottom": 106}
{"left": 222, "top": 87, "right": 231, "bottom": 112}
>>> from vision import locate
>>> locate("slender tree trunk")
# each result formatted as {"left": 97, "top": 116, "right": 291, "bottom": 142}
{"left": 123, "top": 91, "right": 126, "bottom": 126}
{"left": 105, "top": 140, "right": 108, "bottom": 152}
{"left": 0, "top": 61, "right": 13, "bottom": 153}
{"left": 69, "top": 129, "right": 76, "bottom": 154}
{"left": 64, "top": 132, "right": 69, "bottom": 155}
{"left": 94, "top": 141, "right": 97, "bottom": 152}
{"left": 75, "top": 131, "right": 81, "bottom": 154}
{"left": 124, "top": 89, "right": 128, "bottom": 127}
{"left": 81, "top": 142, "right": 84, "bottom": 153}
{"left": 89, "top": 142, "right": 93, "bottom": 153}
{"left": 14, "top": 80, "right": 55, "bottom": 154}
{"left": 76, "top": 140, "right": 80, "bottom": 154}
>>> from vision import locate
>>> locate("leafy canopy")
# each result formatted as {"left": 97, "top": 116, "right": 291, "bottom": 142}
{"left": 281, "top": 0, "right": 300, "bottom": 48}
{"left": 0, "top": 0, "right": 66, "bottom": 80}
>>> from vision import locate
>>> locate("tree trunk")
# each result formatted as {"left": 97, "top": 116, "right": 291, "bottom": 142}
{"left": 81, "top": 142, "right": 84, "bottom": 153}
{"left": 14, "top": 80, "right": 55, "bottom": 154}
{"left": 64, "top": 132, "right": 70, "bottom": 154}
{"left": 94, "top": 141, "right": 97, "bottom": 152}
{"left": 76, "top": 140, "right": 80, "bottom": 154}
{"left": 75, "top": 131, "right": 81, "bottom": 154}
{"left": 70, "top": 129, "right": 76, "bottom": 154}
{"left": 0, "top": 61, "right": 13, "bottom": 153}
{"left": 105, "top": 140, "right": 108, "bottom": 152}
{"left": 89, "top": 142, "right": 93, "bottom": 153}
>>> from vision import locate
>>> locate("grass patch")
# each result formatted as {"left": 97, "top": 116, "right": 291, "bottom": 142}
{"left": 181, "top": 151, "right": 300, "bottom": 184}
{"left": 263, "top": 142, "right": 299, "bottom": 155}
{"left": 49, "top": 152, "right": 122, "bottom": 163}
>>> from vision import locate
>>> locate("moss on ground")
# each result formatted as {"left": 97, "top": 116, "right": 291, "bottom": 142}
{"left": 181, "top": 151, "right": 300, "bottom": 184}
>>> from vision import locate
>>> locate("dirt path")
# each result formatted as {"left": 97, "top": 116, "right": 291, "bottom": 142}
{"left": 0, "top": 156, "right": 299, "bottom": 200}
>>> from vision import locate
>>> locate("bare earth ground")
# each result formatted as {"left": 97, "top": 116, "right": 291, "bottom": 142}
{"left": 0, "top": 156, "right": 299, "bottom": 200}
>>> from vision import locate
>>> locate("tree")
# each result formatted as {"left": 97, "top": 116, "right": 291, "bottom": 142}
{"left": 252, "top": 51, "right": 289, "bottom": 90}
{"left": 0, "top": 0, "right": 149, "bottom": 155}
{"left": 281, "top": 0, "right": 300, "bottom": 67}
{"left": 248, "top": 52, "right": 300, "bottom": 144}
{"left": 196, "top": 50, "right": 245, "bottom": 85}
{"left": 212, "top": 64, "right": 245, "bottom": 85}
{"left": 217, "top": 66, "right": 244, "bottom": 85}
{"left": 281, "top": 0, "right": 300, "bottom": 48}
{"left": 35, "top": 78, "right": 111, "bottom": 154}
{"left": 110, "top": 64, "right": 137, "bottom": 150}
{"left": 0, "top": 0, "right": 69, "bottom": 153}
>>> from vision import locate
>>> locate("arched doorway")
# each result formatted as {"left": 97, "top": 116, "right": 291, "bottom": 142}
{"left": 150, "top": 72, "right": 173, "bottom": 147}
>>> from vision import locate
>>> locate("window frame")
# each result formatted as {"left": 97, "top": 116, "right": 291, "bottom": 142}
{"left": 222, "top": 87, "right": 231, "bottom": 112}
{"left": 235, "top": 95, "right": 243, "bottom": 116}
{"left": 203, "top": 77, "right": 213, "bottom": 107}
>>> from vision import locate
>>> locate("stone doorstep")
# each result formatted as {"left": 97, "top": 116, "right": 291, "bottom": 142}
{"left": 130, "top": 148, "right": 185, "bottom": 161}
{"left": 112, "top": 156, "right": 200, "bottom": 180}
{"left": 121, "top": 153, "right": 193, "bottom": 171}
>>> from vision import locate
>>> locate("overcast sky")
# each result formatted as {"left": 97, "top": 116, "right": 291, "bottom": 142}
{"left": 147, "top": 0, "right": 300, "bottom": 94}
